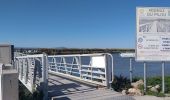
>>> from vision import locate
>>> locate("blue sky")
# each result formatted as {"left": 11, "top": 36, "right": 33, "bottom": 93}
{"left": 0, "top": 0, "right": 170, "bottom": 48}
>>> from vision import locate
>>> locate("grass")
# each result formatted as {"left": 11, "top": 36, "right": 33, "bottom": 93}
{"left": 145, "top": 76, "right": 170, "bottom": 97}
{"left": 147, "top": 76, "right": 170, "bottom": 92}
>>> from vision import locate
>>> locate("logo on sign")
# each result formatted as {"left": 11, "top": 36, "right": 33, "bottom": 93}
{"left": 139, "top": 9, "right": 144, "bottom": 14}
{"left": 138, "top": 37, "right": 143, "bottom": 43}
{"left": 138, "top": 44, "right": 143, "bottom": 49}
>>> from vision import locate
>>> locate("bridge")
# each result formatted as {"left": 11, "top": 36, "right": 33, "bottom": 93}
{"left": 1, "top": 45, "right": 170, "bottom": 100}
{"left": 139, "top": 20, "right": 170, "bottom": 33}
{"left": 0, "top": 44, "right": 136, "bottom": 100}
{"left": 15, "top": 53, "right": 133, "bottom": 100}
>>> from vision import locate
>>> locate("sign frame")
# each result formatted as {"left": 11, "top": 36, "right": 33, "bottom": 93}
{"left": 136, "top": 7, "right": 170, "bottom": 62}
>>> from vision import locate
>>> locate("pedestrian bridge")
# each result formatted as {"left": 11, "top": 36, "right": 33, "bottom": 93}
{"left": 14, "top": 53, "right": 122, "bottom": 100}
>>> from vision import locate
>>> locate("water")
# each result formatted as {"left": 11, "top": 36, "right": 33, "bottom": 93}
{"left": 113, "top": 53, "right": 170, "bottom": 78}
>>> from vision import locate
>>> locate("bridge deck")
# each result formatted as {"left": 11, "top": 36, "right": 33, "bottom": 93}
{"left": 48, "top": 74, "right": 134, "bottom": 100}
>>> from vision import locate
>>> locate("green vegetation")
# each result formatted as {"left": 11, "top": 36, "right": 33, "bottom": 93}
{"left": 146, "top": 90, "right": 165, "bottom": 97}
{"left": 19, "top": 81, "right": 43, "bottom": 100}
{"left": 111, "top": 76, "right": 170, "bottom": 97}
{"left": 111, "top": 75, "right": 132, "bottom": 92}
{"left": 148, "top": 76, "right": 170, "bottom": 93}
{"left": 145, "top": 76, "right": 170, "bottom": 97}
{"left": 132, "top": 77, "right": 141, "bottom": 82}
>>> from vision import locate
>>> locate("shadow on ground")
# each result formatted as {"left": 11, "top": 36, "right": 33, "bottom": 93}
{"left": 48, "top": 75, "right": 96, "bottom": 100}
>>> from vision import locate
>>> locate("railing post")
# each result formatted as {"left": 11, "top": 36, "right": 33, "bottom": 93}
{"left": 105, "top": 54, "right": 114, "bottom": 89}
{"left": 79, "top": 56, "right": 82, "bottom": 78}
{"left": 21, "top": 59, "right": 24, "bottom": 80}
{"left": 29, "top": 58, "right": 34, "bottom": 92}
{"left": 23, "top": 58, "right": 26, "bottom": 84}
{"left": 105, "top": 54, "right": 111, "bottom": 88}
{"left": 24, "top": 58, "right": 29, "bottom": 84}
{"left": 63, "top": 57, "right": 67, "bottom": 74}
{"left": 18, "top": 59, "right": 22, "bottom": 80}
{"left": 42, "top": 53, "right": 48, "bottom": 100}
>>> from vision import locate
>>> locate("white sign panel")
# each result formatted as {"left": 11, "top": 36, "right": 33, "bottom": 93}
{"left": 120, "top": 53, "right": 135, "bottom": 58}
{"left": 91, "top": 56, "right": 106, "bottom": 68}
{"left": 136, "top": 7, "right": 170, "bottom": 61}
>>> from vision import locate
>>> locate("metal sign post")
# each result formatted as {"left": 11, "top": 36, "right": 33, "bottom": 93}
{"left": 144, "top": 62, "right": 147, "bottom": 94}
{"left": 120, "top": 53, "right": 135, "bottom": 83}
{"left": 162, "top": 62, "right": 165, "bottom": 93}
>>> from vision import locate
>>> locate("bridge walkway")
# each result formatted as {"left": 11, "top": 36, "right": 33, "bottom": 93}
{"left": 48, "top": 74, "right": 134, "bottom": 100}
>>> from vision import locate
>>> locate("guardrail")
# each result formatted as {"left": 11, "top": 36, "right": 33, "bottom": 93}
{"left": 48, "top": 53, "right": 113, "bottom": 87}
{"left": 15, "top": 53, "right": 113, "bottom": 99}
{"left": 15, "top": 54, "right": 48, "bottom": 100}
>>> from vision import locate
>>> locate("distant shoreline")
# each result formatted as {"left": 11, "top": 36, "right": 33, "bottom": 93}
{"left": 14, "top": 47, "right": 135, "bottom": 55}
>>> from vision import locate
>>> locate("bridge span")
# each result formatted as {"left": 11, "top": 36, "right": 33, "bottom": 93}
{"left": 15, "top": 53, "right": 119, "bottom": 100}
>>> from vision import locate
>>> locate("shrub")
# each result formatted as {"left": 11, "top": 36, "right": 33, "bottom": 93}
{"left": 111, "top": 75, "right": 131, "bottom": 92}
{"left": 165, "top": 77, "right": 170, "bottom": 93}
{"left": 146, "top": 76, "right": 170, "bottom": 93}
{"left": 136, "top": 76, "right": 170, "bottom": 97}
{"left": 19, "top": 81, "right": 44, "bottom": 100}
{"left": 19, "top": 81, "right": 33, "bottom": 100}
{"left": 147, "top": 77, "right": 161, "bottom": 86}
{"left": 132, "top": 77, "right": 141, "bottom": 82}
{"left": 32, "top": 90, "right": 43, "bottom": 100}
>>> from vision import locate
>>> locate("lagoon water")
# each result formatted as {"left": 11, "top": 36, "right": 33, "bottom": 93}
{"left": 113, "top": 53, "right": 170, "bottom": 78}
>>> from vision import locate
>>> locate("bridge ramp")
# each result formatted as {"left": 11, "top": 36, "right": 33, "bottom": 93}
{"left": 48, "top": 74, "right": 134, "bottom": 100}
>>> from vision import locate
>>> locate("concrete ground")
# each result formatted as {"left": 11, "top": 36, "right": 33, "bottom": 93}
{"left": 48, "top": 74, "right": 170, "bottom": 100}
{"left": 133, "top": 96, "right": 170, "bottom": 100}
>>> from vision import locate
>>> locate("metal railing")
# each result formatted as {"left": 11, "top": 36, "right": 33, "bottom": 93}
{"left": 15, "top": 54, "right": 48, "bottom": 100}
{"left": 15, "top": 53, "right": 113, "bottom": 99}
{"left": 48, "top": 53, "right": 113, "bottom": 86}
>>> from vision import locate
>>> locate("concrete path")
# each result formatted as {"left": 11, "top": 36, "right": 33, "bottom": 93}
{"left": 48, "top": 74, "right": 170, "bottom": 100}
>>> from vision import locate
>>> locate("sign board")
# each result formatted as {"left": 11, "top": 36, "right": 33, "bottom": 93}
{"left": 91, "top": 56, "right": 105, "bottom": 68}
{"left": 136, "top": 7, "right": 170, "bottom": 61}
{"left": 120, "top": 53, "right": 135, "bottom": 58}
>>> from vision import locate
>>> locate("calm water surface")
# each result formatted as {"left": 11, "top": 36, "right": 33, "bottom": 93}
{"left": 112, "top": 53, "right": 170, "bottom": 78}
